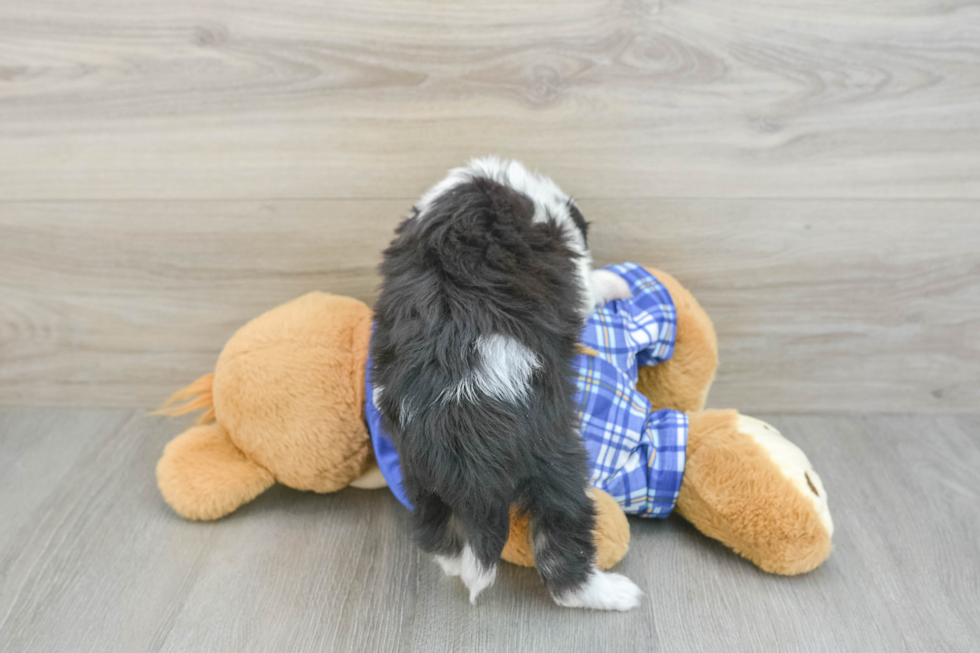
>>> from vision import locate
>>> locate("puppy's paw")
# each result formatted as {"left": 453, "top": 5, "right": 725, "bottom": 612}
{"left": 434, "top": 554, "right": 462, "bottom": 577}
{"left": 554, "top": 571, "right": 643, "bottom": 611}
{"left": 461, "top": 545, "right": 497, "bottom": 605}
{"left": 590, "top": 270, "right": 632, "bottom": 307}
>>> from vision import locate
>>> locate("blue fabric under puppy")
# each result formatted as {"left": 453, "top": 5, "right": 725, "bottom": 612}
{"left": 364, "top": 262, "right": 689, "bottom": 518}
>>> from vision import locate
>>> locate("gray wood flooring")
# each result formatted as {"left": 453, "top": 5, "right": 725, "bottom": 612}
{"left": 1, "top": 408, "right": 977, "bottom": 652}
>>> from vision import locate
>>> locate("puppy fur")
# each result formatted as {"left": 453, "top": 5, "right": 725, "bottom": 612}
{"left": 370, "top": 157, "right": 639, "bottom": 610}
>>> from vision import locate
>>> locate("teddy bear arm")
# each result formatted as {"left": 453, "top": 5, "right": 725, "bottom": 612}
{"left": 157, "top": 423, "right": 275, "bottom": 521}
{"left": 636, "top": 267, "right": 718, "bottom": 413}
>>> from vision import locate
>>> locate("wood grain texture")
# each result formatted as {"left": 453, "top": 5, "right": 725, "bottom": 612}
{"left": 0, "top": 408, "right": 978, "bottom": 652}
{"left": 1, "top": 0, "right": 979, "bottom": 200}
{"left": 2, "top": 199, "right": 978, "bottom": 412}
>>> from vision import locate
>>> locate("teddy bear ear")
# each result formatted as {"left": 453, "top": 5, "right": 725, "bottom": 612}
{"left": 157, "top": 423, "right": 275, "bottom": 521}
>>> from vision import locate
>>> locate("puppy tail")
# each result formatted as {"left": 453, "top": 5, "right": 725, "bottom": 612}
{"left": 151, "top": 372, "right": 216, "bottom": 425}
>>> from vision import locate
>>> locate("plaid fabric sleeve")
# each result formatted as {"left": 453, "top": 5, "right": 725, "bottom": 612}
{"left": 580, "top": 262, "right": 677, "bottom": 378}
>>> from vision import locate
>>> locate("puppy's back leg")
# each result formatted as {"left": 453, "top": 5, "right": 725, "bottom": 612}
{"left": 411, "top": 493, "right": 464, "bottom": 577}
{"left": 456, "top": 503, "right": 510, "bottom": 605}
{"left": 526, "top": 461, "right": 642, "bottom": 611}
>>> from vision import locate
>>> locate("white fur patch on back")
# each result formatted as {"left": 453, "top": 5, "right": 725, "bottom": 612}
{"left": 460, "top": 544, "right": 497, "bottom": 604}
{"left": 554, "top": 569, "right": 643, "bottom": 611}
{"left": 443, "top": 334, "right": 540, "bottom": 404}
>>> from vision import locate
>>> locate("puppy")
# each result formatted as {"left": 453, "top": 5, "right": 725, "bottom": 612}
{"left": 370, "top": 157, "right": 639, "bottom": 610}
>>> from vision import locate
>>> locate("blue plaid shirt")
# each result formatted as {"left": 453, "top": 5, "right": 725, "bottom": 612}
{"left": 364, "top": 262, "right": 688, "bottom": 518}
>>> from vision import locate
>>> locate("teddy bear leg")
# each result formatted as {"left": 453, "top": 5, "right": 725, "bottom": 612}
{"left": 676, "top": 410, "right": 833, "bottom": 575}
{"left": 501, "top": 488, "right": 631, "bottom": 571}
{"left": 157, "top": 423, "right": 275, "bottom": 521}
{"left": 636, "top": 268, "right": 719, "bottom": 413}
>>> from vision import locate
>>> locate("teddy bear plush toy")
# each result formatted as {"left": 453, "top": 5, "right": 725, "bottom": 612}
{"left": 156, "top": 263, "right": 833, "bottom": 575}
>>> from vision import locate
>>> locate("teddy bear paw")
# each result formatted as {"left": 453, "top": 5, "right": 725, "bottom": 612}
{"left": 591, "top": 269, "right": 633, "bottom": 306}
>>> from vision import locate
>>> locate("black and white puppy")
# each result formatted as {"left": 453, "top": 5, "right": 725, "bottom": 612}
{"left": 370, "top": 157, "right": 639, "bottom": 610}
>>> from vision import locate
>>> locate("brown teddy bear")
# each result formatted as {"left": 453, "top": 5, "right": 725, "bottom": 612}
{"left": 155, "top": 264, "right": 832, "bottom": 575}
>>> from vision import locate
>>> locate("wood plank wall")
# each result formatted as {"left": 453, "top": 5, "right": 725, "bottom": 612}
{"left": 2, "top": 0, "right": 978, "bottom": 411}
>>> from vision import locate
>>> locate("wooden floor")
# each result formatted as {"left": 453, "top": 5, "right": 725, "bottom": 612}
{"left": 0, "top": 409, "right": 978, "bottom": 652}
{"left": 2, "top": 1, "right": 980, "bottom": 651}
